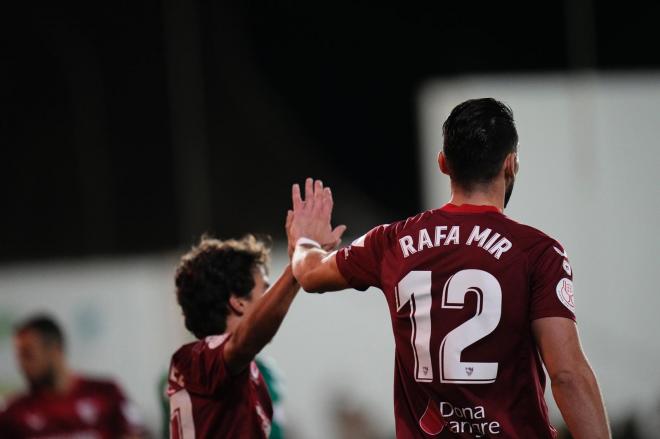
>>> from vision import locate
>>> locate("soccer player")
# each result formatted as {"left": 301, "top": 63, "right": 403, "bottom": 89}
{"left": 0, "top": 314, "right": 145, "bottom": 438}
{"left": 287, "top": 99, "right": 610, "bottom": 438}
{"left": 168, "top": 229, "right": 343, "bottom": 438}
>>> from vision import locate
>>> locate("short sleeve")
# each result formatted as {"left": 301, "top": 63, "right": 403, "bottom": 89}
{"left": 335, "top": 224, "right": 389, "bottom": 291}
{"left": 530, "top": 242, "right": 576, "bottom": 321}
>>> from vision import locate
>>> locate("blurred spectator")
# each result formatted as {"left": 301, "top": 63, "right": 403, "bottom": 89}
{"left": 0, "top": 314, "right": 146, "bottom": 438}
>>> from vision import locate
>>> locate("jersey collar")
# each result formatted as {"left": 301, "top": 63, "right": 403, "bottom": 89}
{"left": 440, "top": 203, "right": 502, "bottom": 214}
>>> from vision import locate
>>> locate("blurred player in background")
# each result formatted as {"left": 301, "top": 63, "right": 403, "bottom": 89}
{"left": 287, "top": 99, "right": 610, "bottom": 438}
{"left": 0, "top": 314, "right": 145, "bottom": 438}
{"left": 168, "top": 224, "right": 342, "bottom": 437}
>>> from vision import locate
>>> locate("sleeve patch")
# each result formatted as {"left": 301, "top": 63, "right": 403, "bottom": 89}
{"left": 556, "top": 278, "right": 576, "bottom": 312}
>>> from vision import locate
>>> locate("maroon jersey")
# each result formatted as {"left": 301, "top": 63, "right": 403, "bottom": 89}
{"left": 167, "top": 333, "right": 273, "bottom": 439}
{"left": 0, "top": 376, "right": 144, "bottom": 438}
{"left": 336, "top": 204, "right": 576, "bottom": 438}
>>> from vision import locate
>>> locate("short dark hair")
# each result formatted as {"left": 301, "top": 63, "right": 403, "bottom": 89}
{"left": 442, "top": 98, "right": 518, "bottom": 189}
{"left": 175, "top": 235, "right": 270, "bottom": 339}
{"left": 14, "top": 314, "right": 65, "bottom": 350}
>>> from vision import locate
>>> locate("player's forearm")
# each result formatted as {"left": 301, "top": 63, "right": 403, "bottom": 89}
{"left": 291, "top": 246, "right": 328, "bottom": 292}
{"left": 228, "top": 265, "right": 299, "bottom": 371}
{"left": 551, "top": 367, "right": 610, "bottom": 439}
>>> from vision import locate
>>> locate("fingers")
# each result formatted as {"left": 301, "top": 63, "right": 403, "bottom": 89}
{"left": 331, "top": 224, "right": 347, "bottom": 242}
{"left": 322, "top": 240, "right": 340, "bottom": 251}
{"left": 314, "top": 179, "right": 324, "bottom": 197}
{"left": 285, "top": 209, "right": 293, "bottom": 231}
{"left": 313, "top": 179, "right": 324, "bottom": 212}
{"left": 292, "top": 184, "right": 303, "bottom": 211}
{"left": 304, "top": 177, "right": 314, "bottom": 205}
{"left": 294, "top": 178, "right": 333, "bottom": 216}
{"left": 321, "top": 187, "right": 333, "bottom": 219}
{"left": 321, "top": 224, "right": 347, "bottom": 251}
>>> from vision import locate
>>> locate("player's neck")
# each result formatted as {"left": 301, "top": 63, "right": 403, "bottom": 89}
{"left": 225, "top": 315, "right": 240, "bottom": 335}
{"left": 31, "top": 364, "right": 73, "bottom": 395}
{"left": 448, "top": 181, "right": 504, "bottom": 211}
{"left": 53, "top": 364, "right": 74, "bottom": 394}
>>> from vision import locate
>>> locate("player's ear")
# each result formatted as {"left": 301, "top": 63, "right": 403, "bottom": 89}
{"left": 438, "top": 152, "right": 450, "bottom": 175}
{"left": 227, "top": 295, "right": 247, "bottom": 317}
{"left": 503, "top": 152, "right": 518, "bottom": 179}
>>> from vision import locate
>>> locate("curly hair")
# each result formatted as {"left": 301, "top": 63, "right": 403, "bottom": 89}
{"left": 175, "top": 235, "right": 271, "bottom": 339}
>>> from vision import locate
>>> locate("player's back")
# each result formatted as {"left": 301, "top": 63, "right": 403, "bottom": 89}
{"left": 336, "top": 203, "right": 576, "bottom": 438}
{"left": 168, "top": 334, "right": 273, "bottom": 439}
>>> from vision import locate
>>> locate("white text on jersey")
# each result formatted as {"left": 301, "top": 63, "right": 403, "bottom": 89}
{"left": 399, "top": 225, "right": 512, "bottom": 260}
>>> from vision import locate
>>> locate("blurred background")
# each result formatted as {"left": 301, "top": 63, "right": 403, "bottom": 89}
{"left": 1, "top": 1, "right": 659, "bottom": 438}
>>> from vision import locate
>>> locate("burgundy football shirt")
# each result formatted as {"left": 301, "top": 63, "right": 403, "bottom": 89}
{"left": 335, "top": 204, "right": 576, "bottom": 438}
{"left": 167, "top": 333, "right": 273, "bottom": 439}
{"left": 0, "top": 376, "right": 144, "bottom": 438}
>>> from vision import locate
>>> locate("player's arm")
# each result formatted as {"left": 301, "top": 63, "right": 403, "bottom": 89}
{"left": 223, "top": 210, "right": 309, "bottom": 373}
{"left": 224, "top": 264, "right": 300, "bottom": 374}
{"left": 532, "top": 317, "right": 610, "bottom": 439}
{"left": 287, "top": 178, "right": 348, "bottom": 293}
{"left": 292, "top": 247, "right": 348, "bottom": 293}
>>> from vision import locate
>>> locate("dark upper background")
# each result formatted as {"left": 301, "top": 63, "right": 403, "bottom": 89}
{"left": 1, "top": 1, "right": 658, "bottom": 262}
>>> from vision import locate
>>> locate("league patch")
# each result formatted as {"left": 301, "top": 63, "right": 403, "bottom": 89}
{"left": 556, "top": 278, "right": 575, "bottom": 312}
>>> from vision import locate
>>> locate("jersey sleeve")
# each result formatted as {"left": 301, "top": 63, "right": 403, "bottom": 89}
{"left": 335, "top": 224, "right": 389, "bottom": 291}
{"left": 529, "top": 241, "right": 576, "bottom": 321}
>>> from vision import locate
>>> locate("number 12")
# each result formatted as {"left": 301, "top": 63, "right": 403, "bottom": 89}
{"left": 395, "top": 269, "right": 502, "bottom": 384}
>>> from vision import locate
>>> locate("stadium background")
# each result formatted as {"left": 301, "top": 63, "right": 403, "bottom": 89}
{"left": 1, "top": 2, "right": 659, "bottom": 438}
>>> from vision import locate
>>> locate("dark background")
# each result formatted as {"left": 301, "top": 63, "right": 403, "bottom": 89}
{"left": 2, "top": 1, "right": 658, "bottom": 261}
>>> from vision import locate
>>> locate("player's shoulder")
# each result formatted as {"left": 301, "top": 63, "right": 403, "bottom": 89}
{"left": 0, "top": 392, "right": 31, "bottom": 415}
{"left": 359, "top": 209, "right": 454, "bottom": 250}
{"left": 391, "top": 209, "right": 436, "bottom": 233}
{"left": 171, "top": 334, "right": 230, "bottom": 364}
{"left": 169, "top": 334, "right": 232, "bottom": 395}
{"left": 500, "top": 215, "right": 567, "bottom": 255}
{"left": 367, "top": 209, "right": 436, "bottom": 240}
{"left": 74, "top": 376, "right": 124, "bottom": 396}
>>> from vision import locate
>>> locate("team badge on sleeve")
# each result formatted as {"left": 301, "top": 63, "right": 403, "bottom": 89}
{"left": 556, "top": 278, "right": 575, "bottom": 312}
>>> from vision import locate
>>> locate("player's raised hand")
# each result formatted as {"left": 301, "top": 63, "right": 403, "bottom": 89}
{"left": 285, "top": 209, "right": 295, "bottom": 258}
{"left": 288, "top": 178, "right": 346, "bottom": 251}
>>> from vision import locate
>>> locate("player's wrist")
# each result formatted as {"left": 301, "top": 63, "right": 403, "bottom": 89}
{"left": 295, "top": 237, "right": 322, "bottom": 249}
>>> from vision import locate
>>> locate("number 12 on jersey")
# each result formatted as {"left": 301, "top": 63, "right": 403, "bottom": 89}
{"left": 395, "top": 269, "right": 502, "bottom": 384}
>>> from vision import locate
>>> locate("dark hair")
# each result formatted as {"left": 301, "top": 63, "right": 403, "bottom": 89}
{"left": 175, "top": 235, "right": 270, "bottom": 339}
{"left": 14, "top": 314, "right": 65, "bottom": 350}
{"left": 442, "top": 98, "right": 518, "bottom": 189}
